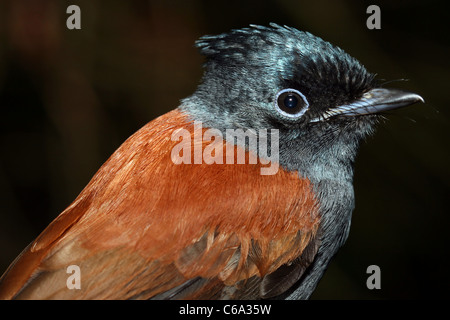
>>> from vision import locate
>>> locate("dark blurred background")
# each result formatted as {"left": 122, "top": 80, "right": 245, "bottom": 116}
{"left": 0, "top": 0, "right": 448, "bottom": 299}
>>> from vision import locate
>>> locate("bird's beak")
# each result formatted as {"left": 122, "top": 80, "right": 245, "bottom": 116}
{"left": 311, "top": 88, "right": 424, "bottom": 122}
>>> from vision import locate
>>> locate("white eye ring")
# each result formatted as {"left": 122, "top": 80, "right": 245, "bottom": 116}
{"left": 275, "top": 88, "right": 309, "bottom": 119}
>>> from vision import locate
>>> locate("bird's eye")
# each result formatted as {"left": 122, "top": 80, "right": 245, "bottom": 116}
{"left": 275, "top": 88, "right": 309, "bottom": 119}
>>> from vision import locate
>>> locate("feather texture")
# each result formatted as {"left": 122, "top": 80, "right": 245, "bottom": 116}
{"left": 0, "top": 109, "right": 320, "bottom": 299}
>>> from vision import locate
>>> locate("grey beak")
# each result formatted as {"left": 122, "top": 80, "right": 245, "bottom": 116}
{"left": 311, "top": 88, "right": 424, "bottom": 122}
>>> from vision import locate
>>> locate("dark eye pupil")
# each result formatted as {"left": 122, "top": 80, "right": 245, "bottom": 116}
{"left": 275, "top": 89, "right": 309, "bottom": 118}
{"left": 284, "top": 94, "right": 298, "bottom": 109}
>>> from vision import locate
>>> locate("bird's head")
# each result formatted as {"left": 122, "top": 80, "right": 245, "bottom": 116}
{"left": 182, "top": 23, "right": 423, "bottom": 174}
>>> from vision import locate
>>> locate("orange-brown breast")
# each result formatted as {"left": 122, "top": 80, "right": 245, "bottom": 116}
{"left": 0, "top": 109, "right": 321, "bottom": 299}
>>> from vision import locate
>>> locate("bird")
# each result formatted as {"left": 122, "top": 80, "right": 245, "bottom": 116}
{"left": 0, "top": 23, "right": 423, "bottom": 300}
